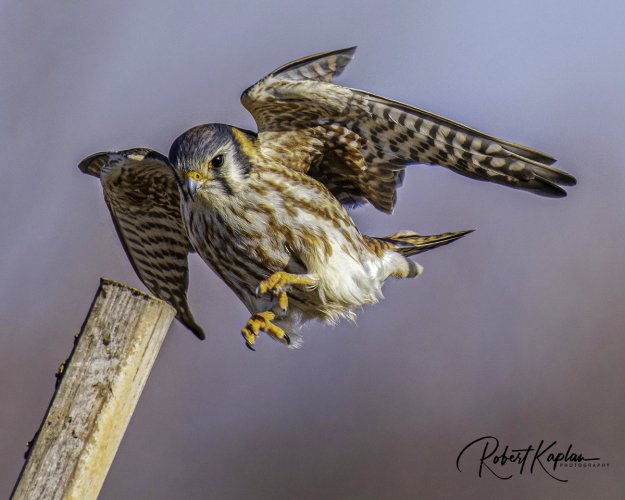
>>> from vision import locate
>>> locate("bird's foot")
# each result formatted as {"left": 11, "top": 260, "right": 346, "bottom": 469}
{"left": 255, "top": 272, "right": 316, "bottom": 315}
{"left": 241, "top": 311, "right": 290, "bottom": 350}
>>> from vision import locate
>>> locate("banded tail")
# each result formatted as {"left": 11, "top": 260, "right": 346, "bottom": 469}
{"left": 366, "top": 229, "right": 474, "bottom": 258}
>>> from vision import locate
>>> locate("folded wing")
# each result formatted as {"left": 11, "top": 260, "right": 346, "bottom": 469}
{"left": 79, "top": 149, "right": 205, "bottom": 339}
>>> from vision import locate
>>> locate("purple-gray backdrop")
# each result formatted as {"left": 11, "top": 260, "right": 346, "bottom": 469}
{"left": 2, "top": 1, "right": 624, "bottom": 498}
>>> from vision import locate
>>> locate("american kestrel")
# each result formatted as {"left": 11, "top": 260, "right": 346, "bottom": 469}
{"left": 80, "top": 47, "right": 576, "bottom": 349}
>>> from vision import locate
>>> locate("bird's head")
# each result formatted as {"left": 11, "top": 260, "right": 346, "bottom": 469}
{"left": 169, "top": 123, "right": 254, "bottom": 202}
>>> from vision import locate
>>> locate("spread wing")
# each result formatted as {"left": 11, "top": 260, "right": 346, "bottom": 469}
{"left": 242, "top": 47, "right": 576, "bottom": 213}
{"left": 79, "top": 149, "right": 205, "bottom": 339}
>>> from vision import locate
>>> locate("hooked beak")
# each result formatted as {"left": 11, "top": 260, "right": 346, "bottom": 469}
{"left": 185, "top": 178, "right": 198, "bottom": 200}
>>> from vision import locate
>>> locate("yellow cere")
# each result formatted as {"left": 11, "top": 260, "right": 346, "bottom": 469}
{"left": 187, "top": 171, "right": 203, "bottom": 181}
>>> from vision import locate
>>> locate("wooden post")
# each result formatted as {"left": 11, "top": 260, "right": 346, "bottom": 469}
{"left": 12, "top": 278, "right": 175, "bottom": 500}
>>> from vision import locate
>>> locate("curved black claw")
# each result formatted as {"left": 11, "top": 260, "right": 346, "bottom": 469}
{"left": 284, "top": 333, "right": 291, "bottom": 346}
{"left": 241, "top": 331, "right": 256, "bottom": 351}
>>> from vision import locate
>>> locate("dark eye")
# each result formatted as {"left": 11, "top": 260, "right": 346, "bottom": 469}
{"left": 211, "top": 155, "right": 224, "bottom": 168}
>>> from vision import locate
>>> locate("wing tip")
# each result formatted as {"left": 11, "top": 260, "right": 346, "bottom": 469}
{"left": 559, "top": 171, "right": 578, "bottom": 187}
{"left": 79, "top": 148, "right": 172, "bottom": 178}
{"left": 267, "top": 46, "right": 359, "bottom": 81}
{"left": 169, "top": 305, "right": 206, "bottom": 339}
{"left": 519, "top": 155, "right": 577, "bottom": 188}
{"left": 78, "top": 152, "right": 108, "bottom": 177}
{"left": 529, "top": 176, "right": 569, "bottom": 198}
{"left": 175, "top": 304, "right": 206, "bottom": 340}
{"left": 190, "top": 325, "right": 206, "bottom": 340}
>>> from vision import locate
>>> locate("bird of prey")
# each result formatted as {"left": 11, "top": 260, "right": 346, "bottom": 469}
{"left": 80, "top": 47, "right": 576, "bottom": 349}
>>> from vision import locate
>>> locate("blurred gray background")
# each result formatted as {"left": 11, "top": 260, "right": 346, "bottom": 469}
{"left": 2, "top": 1, "right": 624, "bottom": 498}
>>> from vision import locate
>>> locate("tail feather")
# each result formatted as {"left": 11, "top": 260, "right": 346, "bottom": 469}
{"left": 377, "top": 229, "right": 474, "bottom": 257}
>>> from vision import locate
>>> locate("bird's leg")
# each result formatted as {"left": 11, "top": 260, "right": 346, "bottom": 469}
{"left": 241, "top": 311, "right": 289, "bottom": 350}
{"left": 255, "top": 271, "right": 317, "bottom": 315}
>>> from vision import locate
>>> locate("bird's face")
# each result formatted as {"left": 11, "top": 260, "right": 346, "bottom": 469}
{"left": 169, "top": 123, "right": 252, "bottom": 203}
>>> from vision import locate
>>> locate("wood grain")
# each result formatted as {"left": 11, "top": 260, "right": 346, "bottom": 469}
{"left": 12, "top": 278, "right": 175, "bottom": 500}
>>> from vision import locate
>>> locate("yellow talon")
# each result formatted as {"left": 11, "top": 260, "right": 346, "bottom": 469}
{"left": 241, "top": 324, "right": 259, "bottom": 351}
{"left": 255, "top": 272, "right": 316, "bottom": 315}
{"left": 241, "top": 311, "right": 289, "bottom": 350}
{"left": 277, "top": 290, "right": 289, "bottom": 312}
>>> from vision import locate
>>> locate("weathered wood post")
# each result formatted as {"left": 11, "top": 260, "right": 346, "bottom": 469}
{"left": 12, "top": 278, "right": 175, "bottom": 500}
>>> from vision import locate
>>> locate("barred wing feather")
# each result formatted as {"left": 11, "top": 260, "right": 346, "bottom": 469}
{"left": 79, "top": 149, "right": 205, "bottom": 339}
{"left": 242, "top": 47, "right": 576, "bottom": 213}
